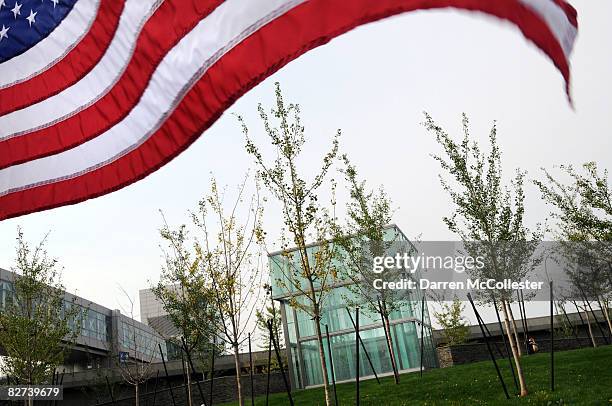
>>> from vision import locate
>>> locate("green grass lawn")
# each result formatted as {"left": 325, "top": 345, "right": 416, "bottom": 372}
{"left": 222, "top": 345, "right": 612, "bottom": 405}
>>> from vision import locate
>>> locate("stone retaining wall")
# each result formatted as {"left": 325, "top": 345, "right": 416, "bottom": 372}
{"left": 437, "top": 337, "right": 609, "bottom": 368}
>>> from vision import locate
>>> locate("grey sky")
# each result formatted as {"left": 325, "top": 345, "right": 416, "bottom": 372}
{"left": 0, "top": 1, "right": 609, "bottom": 327}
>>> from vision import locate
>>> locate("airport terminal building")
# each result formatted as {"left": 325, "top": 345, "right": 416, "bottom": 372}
{"left": 269, "top": 225, "right": 437, "bottom": 389}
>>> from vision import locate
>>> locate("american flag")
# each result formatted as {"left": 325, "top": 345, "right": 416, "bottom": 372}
{"left": 0, "top": 0, "right": 578, "bottom": 221}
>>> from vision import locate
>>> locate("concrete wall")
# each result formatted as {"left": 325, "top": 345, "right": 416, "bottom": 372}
{"left": 139, "top": 288, "right": 170, "bottom": 325}
{"left": 63, "top": 373, "right": 289, "bottom": 405}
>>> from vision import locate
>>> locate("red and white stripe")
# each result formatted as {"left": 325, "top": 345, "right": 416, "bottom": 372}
{"left": 0, "top": 0, "right": 578, "bottom": 221}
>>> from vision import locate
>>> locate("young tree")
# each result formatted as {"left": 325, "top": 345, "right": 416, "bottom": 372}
{"left": 242, "top": 83, "right": 339, "bottom": 406}
{"left": 535, "top": 163, "right": 612, "bottom": 336}
{"left": 425, "top": 113, "right": 542, "bottom": 397}
{"left": 0, "top": 229, "right": 79, "bottom": 395}
{"left": 193, "top": 176, "right": 264, "bottom": 406}
{"left": 554, "top": 301, "right": 577, "bottom": 339}
{"left": 433, "top": 298, "right": 469, "bottom": 346}
{"left": 115, "top": 288, "right": 156, "bottom": 406}
{"left": 255, "top": 286, "right": 284, "bottom": 351}
{"left": 332, "top": 154, "right": 404, "bottom": 384}
{"left": 152, "top": 220, "right": 218, "bottom": 406}
{"left": 255, "top": 285, "right": 284, "bottom": 372}
{"left": 554, "top": 240, "right": 611, "bottom": 341}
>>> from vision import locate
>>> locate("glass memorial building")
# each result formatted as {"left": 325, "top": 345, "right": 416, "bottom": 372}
{"left": 269, "top": 225, "right": 437, "bottom": 389}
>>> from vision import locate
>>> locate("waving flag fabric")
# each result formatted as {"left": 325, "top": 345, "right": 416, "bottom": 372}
{"left": 0, "top": 0, "right": 578, "bottom": 221}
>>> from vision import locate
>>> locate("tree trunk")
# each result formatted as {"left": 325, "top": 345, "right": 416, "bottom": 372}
{"left": 502, "top": 300, "right": 528, "bottom": 397}
{"left": 135, "top": 383, "right": 139, "bottom": 406}
{"left": 383, "top": 312, "right": 400, "bottom": 384}
{"left": 508, "top": 303, "right": 522, "bottom": 357}
{"left": 314, "top": 316, "right": 332, "bottom": 406}
{"left": 597, "top": 297, "right": 612, "bottom": 337}
{"left": 584, "top": 306, "right": 597, "bottom": 348}
{"left": 186, "top": 357, "right": 193, "bottom": 406}
{"left": 233, "top": 343, "right": 244, "bottom": 406}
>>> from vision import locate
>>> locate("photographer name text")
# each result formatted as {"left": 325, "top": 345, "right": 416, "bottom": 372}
{"left": 373, "top": 278, "right": 544, "bottom": 291}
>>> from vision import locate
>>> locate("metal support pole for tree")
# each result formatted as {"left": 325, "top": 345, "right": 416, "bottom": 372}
{"left": 159, "top": 343, "right": 177, "bottom": 406}
{"left": 516, "top": 291, "right": 528, "bottom": 353}
{"left": 479, "top": 310, "right": 504, "bottom": 359}
{"left": 49, "top": 371, "right": 56, "bottom": 406}
{"left": 520, "top": 290, "right": 530, "bottom": 351}
{"left": 209, "top": 343, "right": 216, "bottom": 406}
{"left": 345, "top": 308, "right": 380, "bottom": 384}
{"left": 268, "top": 320, "right": 294, "bottom": 406}
{"left": 573, "top": 301, "right": 592, "bottom": 346}
{"left": 492, "top": 296, "right": 518, "bottom": 391}
{"left": 419, "top": 296, "right": 425, "bottom": 378}
{"left": 355, "top": 307, "right": 360, "bottom": 406}
{"left": 181, "top": 352, "right": 190, "bottom": 404}
{"left": 550, "top": 281, "right": 555, "bottom": 392}
{"left": 325, "top": 324, "right": 339, "bottom": 406}
{"left": 151, "top": 371, "right": 160, "bottom": 406}
{"left": 57, "top": 370, "right": 65, "bottom": 406}
{"left": 265, "top": 332, "right": 272, "bottom": 406}
{"left": 579, "top": 286, "right": 610, "bottom": 344}
{"left": 50, "top": 369, "right": 65, "bottom": 406}
{"left": 182, "top": 338, "right": 208, "bottom": 406}
{"left": 47, "top": 372, "right": 52, "bottom": 406}
{"left": 105, "top": 375, "right": 116, "bottom": 405}
{"left": 560, "top": 302, "right": 582, "bottom": 346}
{"left": 377, "top": 298, "right": 399, "bottom": 383}
{"left": 462, "top": 298, "right": 499, "bottom": 357}
{"left": 468, "top": 294, "right": 510, "bottom": 400}
{"left": 596, "top": 296, "right": 611, "bottom": 339}
{"left": 249, "top": 333, "right": 254, "bottom": 406}
{"left": 520, "top": 291, "right": 527, "bottom": 329}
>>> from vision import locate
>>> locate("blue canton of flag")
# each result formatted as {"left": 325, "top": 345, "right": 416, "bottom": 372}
{"left": 0, "top": 0, "right": 78, "bottom": 63}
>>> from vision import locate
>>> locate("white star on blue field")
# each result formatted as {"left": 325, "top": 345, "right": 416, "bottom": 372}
{"left": 0, "top": 0, "right": 77, "bottom": 63}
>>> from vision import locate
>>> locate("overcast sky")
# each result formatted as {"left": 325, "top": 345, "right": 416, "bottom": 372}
{"left": 0, "top": 1, "right": 610, "bottom": 332}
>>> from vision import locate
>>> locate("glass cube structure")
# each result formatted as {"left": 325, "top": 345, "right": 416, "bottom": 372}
{"left": 269, "top": 225, "right": 437, "bottom": 389}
